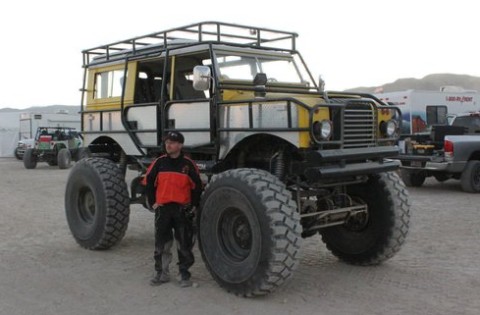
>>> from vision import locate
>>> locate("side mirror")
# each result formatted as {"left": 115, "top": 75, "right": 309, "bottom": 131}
{"left": 193, "top": 66, "right": 211, "bottom": 91}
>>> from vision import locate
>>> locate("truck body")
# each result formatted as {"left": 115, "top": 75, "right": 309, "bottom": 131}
{"left": 398, "top": 112, "right": 480, "bottom": 192}
{"left": 375, "top": 88, "right": 480, "bottom": 135}
{"left": 65, "top": 22, "right": 411, "bottom": 296}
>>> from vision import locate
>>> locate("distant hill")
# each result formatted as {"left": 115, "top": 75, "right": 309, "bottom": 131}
{"left": 0, "top": 105, "right": 80, "bottom": 114}
{"left": 2, "top": 74, "right": 480, "bottom": 111}
{"left": 345, "top": 73, "right": 480, "bottom": 94}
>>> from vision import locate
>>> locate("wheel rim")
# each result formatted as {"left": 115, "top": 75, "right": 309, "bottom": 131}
{"left": 343, "top": 197, "right": 369, "bottom": 232}
{"left": 78, "top": 187, "right": 96, "bottom": 224}
{"left": 218, "top": 207, "right": 252, "bottom": 262}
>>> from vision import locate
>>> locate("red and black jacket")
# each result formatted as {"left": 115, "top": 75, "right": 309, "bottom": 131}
{"left": 145, "top": 153, "right": 202, "bottom": 207}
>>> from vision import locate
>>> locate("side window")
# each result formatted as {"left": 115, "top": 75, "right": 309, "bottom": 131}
{"left": 94, "top": 70, "right": 124, "bottom": 99}
{"left": 173, "top": 53, "right": 211, "bottom": 100}
{"left": 174, "top": 71, "right": 209, "bottom": 100}
{"left": 426, "top": 105, "right": 448, "bottom": 125}
{"left": 135, "top": 59, "right": 167, "bottom": 104}
{"left": 452, "top": 116, "right": 480, "bottom": 131}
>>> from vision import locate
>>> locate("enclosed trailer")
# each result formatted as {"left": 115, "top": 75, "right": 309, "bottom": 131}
{"left": 375, "top": 87, "right": 480, "bottom": 134}
{"left": 19, "top": 111, "right": 80, "bottom": 140}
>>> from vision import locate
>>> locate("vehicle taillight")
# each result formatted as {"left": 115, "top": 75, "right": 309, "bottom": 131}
{"left": 444, "top": 140, "right": 454, "bottom": 160}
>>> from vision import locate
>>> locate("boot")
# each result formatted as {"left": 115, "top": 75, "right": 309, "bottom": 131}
{"left": 150, "top": 240, "right": 173, "bottom": 286}
{"left": 150, "top": 272, "right": 170, "bottom": 286}
{"left": 179, "top": 271, "right": 192, "bottom": 288}
{"left": 179, "top": 279, "right": 192, "bottom": 288}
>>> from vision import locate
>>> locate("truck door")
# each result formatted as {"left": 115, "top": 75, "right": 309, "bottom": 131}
{"left": 165, "top": 52, "right": 213, "bottom": 148}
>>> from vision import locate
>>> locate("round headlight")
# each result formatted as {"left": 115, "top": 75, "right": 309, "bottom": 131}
{"left": 313, "top": 120, "right": 332, "bottom": 140}
{"left": 384, "top": 119, "right": 398, "bottom": 137}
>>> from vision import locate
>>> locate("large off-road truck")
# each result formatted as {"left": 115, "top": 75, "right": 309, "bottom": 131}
{"left": 65, "top": 22, "right": 410, "bottom": 296}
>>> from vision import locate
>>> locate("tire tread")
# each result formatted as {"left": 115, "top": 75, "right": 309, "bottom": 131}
{"left": 201, "top": 168, "right": 302, "bottom": 297}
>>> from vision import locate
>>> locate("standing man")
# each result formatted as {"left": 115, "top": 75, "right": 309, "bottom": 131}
{"left": 145, "top": 131, "right": 202, "bottom": 287}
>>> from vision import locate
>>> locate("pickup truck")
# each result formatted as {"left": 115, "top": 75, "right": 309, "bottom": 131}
{"left": 398, "top": 112, "right": 480, "bottom": 193}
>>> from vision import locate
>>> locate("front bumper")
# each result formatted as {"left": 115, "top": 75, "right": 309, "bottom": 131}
{"left": 295, "top": 146, "right": 401, "bottom": 181}
{"left": 16, "top": 148, "right": 26, "bottom": 156}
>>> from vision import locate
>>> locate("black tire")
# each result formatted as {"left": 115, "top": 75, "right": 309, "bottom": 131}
{"left": 320, "top": 172, "right": 410, "bottom": 265}
{"left": 58, "top": 148, "right": 72, "bottom": 169}
{"left": 198, "top": 168, "right": 302, "bottom": 297}
{"left": 460, "top": 161, "right": 480, "bottom": 193}
{"left": 400, "top": 169, "right": 426, "bottom": 187}
{"left": 65, "top": 158, "right": 130, "bottom": 249}
{"left": 23, "top": 149, "right": 37, "bottom": 169}
{"left": 14, "top": 148, "right": 22, "bottom": 160}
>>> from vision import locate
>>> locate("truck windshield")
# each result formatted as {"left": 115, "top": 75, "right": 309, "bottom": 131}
{"left": 215, "top": 52, "right": 314, "bottom": 88}
{"left": 451, "top": 116, "right": 480, "bottom": 131}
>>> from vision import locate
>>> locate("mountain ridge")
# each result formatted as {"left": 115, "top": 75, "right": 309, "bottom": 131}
{"left": 345, "top": 73, "right": 480, "bottom": 94}
{"left": 0, "top": 105, "right": 80, "bottom": 113}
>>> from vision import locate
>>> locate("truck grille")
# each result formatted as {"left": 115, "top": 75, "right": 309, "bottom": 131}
{"left": 343, "top": 102, "right": 376, "bottom": 148}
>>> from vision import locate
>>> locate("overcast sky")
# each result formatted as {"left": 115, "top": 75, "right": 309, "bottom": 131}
{"left": 0, "top": 0, "right": 477, "bottom": 109}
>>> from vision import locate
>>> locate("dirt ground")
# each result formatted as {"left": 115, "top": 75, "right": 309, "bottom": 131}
{"left": 0, "top": 158, "right": 479, "bottom": 315}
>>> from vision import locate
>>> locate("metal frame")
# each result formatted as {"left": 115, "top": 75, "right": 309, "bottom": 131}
{"left": 79, "top": 22, "right": 402, "bottom": 169}
{"left": 82, "top": 22, "right": 298, "bottom": 67}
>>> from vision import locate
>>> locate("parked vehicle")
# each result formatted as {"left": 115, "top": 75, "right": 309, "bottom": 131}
{"left": 16, "top": 111, "right": 80, "bottom": 160}
{"left": 399, "top": 112, "right": 480, "bottom": 192}
{"left": 376, "top": 88, "right": 480, "bottom": 135}
{"left": 65, "top": 22, "right": 410, "bottom": 296}
{"left": 23, "top": 127, "right": 83, "bottom": 169}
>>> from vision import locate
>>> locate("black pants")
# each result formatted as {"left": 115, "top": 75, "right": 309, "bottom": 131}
{"left": 154, "top": 203, "right": 195, "bottom": 279}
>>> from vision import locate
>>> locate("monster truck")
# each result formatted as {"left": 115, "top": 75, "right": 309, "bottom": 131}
{"left": 23, "top": 127, "right": 83, "bottom": 169}
{"left": 65, "top": 22, "right": 410, "bottom": 296}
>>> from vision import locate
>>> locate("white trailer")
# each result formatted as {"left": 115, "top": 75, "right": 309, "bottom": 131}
{"left": 375, "top": 87, "right": 480, "bottom": 134}
{"left": 19, "top": 111, "right": 80, "bottom": 140}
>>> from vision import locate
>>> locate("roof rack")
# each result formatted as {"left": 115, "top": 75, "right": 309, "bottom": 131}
{"left": 82, "top": 21, "right": 298, "bottom": 66}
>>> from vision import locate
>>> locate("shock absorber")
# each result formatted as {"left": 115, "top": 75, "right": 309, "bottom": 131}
{"left": 272, "top": 149, "right": 285, "bottom": 180}
{"left": 119, "top": 150, "right": 127, "bottom": 176}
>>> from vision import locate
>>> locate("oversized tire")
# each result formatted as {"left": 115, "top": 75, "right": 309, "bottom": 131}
{"left": 23, "top": 148, "right": 37, "bottom": 169}
{"left": 320, "top": 172, "right": 410, "bottom": 265}
{"left": 65, "top": 158, "right": 130, "bottom": 249}
{"left": 58, "top": 148, "right": 72, "bottom": 169}
{"left": 198, "top": 168, "right": 302, "bottom": 297}
{"left": 460, "top": 160, "right": 480, "bottom": 193}
{"left": 400, "top": 169, "right": 426, "bottom": 187}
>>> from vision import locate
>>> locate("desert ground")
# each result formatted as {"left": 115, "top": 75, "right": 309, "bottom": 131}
{"left": 0, "top": 158, "right": 479, "bottom": 315}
